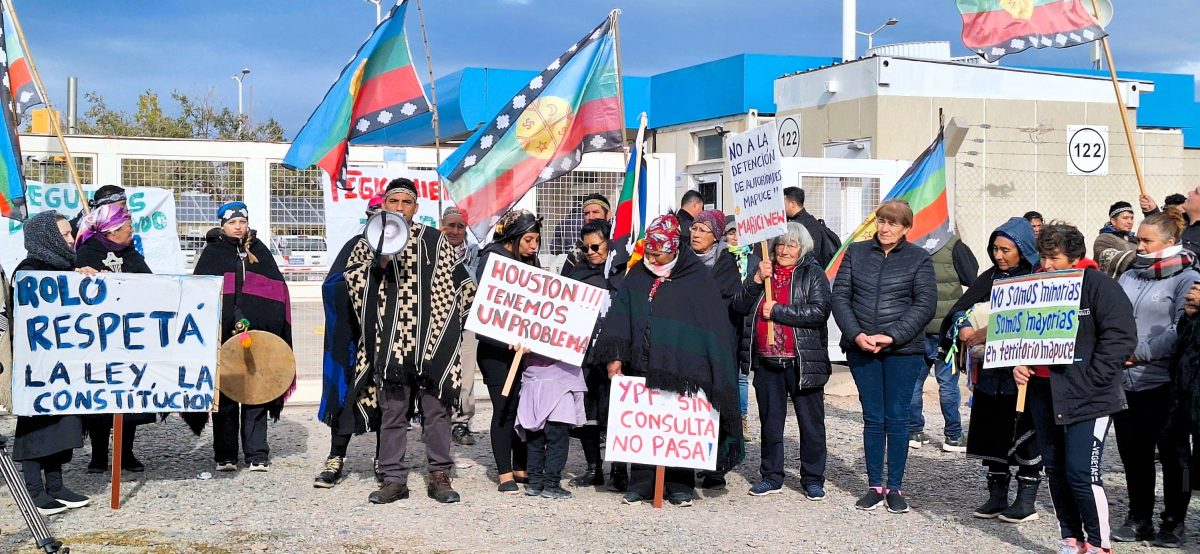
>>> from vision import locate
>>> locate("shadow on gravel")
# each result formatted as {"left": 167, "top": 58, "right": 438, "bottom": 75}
{"left": 824, "top": 404, "right": 1048, "bottom": 553}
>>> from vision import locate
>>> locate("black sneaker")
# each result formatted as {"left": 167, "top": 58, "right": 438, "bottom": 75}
{"left": 667, "top": 492, "right": 694, "bottom": 507}
{"left": 314, "top": 456, "right": 344, "bottom": 488}
{"left": 609, "top": 466, "right": 629, "bottom": 492}
{"left": 48, "top": 487, "right": 90, "bottom": 509}
{"left": 569, "top": 465, "right": 598, "bottom": 488}
{"left": 368, "top": 481, "right": 410, "bottom": 504}
{"left": 1155, "top": 519, "right": 1186, "bottom": 548}
{"left": 524, "top": 484, "right": 544, "bottom": 496}
{"left": 699, "top": 471, "right": 727, "bottom": 490}
{"left": 541, "top": 484, "right": 572, "bottom": 500}
{"left": 34, "top": 493, "right": 67, "bottom": 516}
{"left": 426, "top": 471, "right": 460, "bottom": 504}
{"left": 621, "top": 491, "right": 645, "bottom": 505}
{"left": 87, "top": 459, "right": 107, "bottom": 474}
{"left": 121, "top": 452, "right": 145, "bottom": 473}
{"left": 885, "top": 490, "right": 910, "bottom": 513}
{"left": 1112, "top": 517, "right": 1155, "bottom": 542}
{"left": 908, "top": 431, "right": 929, "bottom": 449}
{"left": 451, "top": 424, "right": 476, "bottom": 446}
{"left": 941, "top": 436, "right": 967, "bottom": 453}
{"left": 855, "top": 489, "right": 887, "bottom": 511}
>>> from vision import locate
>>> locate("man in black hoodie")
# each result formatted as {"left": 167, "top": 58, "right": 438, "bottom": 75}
{"left": 676, "top": 190, "right": 703, "bottom": 242}
{"left": 1013, "top": 222, "right": 1136, "bottom": 554}
{"left": 784, "top": 187, "right": 839, "bottom": 267}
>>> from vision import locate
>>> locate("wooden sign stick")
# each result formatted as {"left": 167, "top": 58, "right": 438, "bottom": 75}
{"left": 501, "top": 348, "right": 525, "bottom": 397}
{"left": 652, "top": 466, "right": 666, "bottom": 509}
{"left": 110, "top": 413, "right": 123, "bottom": 509}
{"left": 1015, "top": 382, "right": 1028, "bottom": 414}
{"left": 761, "top": 242, "right": 775, "bottom": 344}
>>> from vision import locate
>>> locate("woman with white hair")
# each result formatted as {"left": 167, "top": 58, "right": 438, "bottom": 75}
{"left": 733, "top": 222, "right": 832, "bottom": 499}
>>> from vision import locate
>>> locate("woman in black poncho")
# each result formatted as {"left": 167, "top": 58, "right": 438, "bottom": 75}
{"left": 73, "top": 203, "right": 154, "bottom": 473}
{"left": 12, "top": 211, "right": 92, "bottom": 515}
{"left": 190, "top": 201, "right": 293, "bottom": 471}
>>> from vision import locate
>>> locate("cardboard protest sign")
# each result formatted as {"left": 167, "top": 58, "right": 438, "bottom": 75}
{"left": 984, "top": 269, "right": 1084, "bottom": 369}
{"left": 1, "top": 183, "right": 184, "bottom": 274}
{"left": 604, "top": 376, "right": 720, "bottom": 471}
{"left": 726, "top": 121, "right": 787, "bottom": 245}
{"left": 323, "top": 167, "right": 460, "bottom": 253}
{"left": 10, "top": 271, "right": 222, "bottom": 416}
{"left": 466, "top": 255, "right": 607, "bottom": 367}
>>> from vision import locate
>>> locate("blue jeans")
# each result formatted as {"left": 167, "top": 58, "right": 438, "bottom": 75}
{"left": 909, "top": 335, "right": 963, "bottom": 439}
{"left": 739, "top": 372, "right": 749, "bottom": 416}
{"left": 848, "top": 352, "right": 924, "bottom": 491}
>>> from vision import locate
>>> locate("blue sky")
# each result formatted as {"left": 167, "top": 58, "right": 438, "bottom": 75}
{"left": 13, "top": 0, "right": 1198, "bottom": 138}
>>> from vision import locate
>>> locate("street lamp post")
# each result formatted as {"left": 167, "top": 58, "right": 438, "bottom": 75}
{"left": 232, "top": 67, "right": 250, "bottom": 132}
{"left": 856, "top": 17, "right": 898, "bottom": 52}
{"left": 366, "top": 0, "right": 382, "bottom": 24}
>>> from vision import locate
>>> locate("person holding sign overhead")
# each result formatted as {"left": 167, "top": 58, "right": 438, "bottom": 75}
{"left": 11, "top": 211, "right": 92, "bottom": 515}
{"left": 594, "top": 213, "right": 743, "bottom": 507}
{"left": 831, "top": 200, "right": 936, "bottom": 514}
{"left": 940, "top": 217, "right": 1043, "bottom": 523}
{"left": 340, "top": 178, "right": 475, "bottom": 505}
{"left": 475, "top": 208, "right": 542, "bottom": 494}
{"left": 1110, "top": 208, "right": 1197, "bottom": 547}
{"left": 732, "top": 222, "right": 831, "bottom": 500}
{"left": 1012, "top": 222, "right": 1135, "bottom": 554}
{"left": 187, "top": 202, "right": 293, "bottom": 472}
{"left": 73, "top": 202, "right": 155, "bottom": 474}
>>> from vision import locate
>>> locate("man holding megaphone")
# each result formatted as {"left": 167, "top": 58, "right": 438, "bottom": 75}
{"left": 317, "top": 178, "right": 476, "bottom": 505}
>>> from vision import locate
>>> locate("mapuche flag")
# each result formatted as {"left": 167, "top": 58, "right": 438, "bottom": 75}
{"left": 612, "top": 112, "right": 648, "bottom": 268}
{"left": 957, "top": 0, "right": 1106, "bottom": 62}
{"left": 439, "top": 14, "right": 622, "bottom": 240}
{"left": 1, "top": 10, "right": 40, "bottom": 121}
{"left": 0, "top": 4, "right": 28, "bottom": 220}
{"left": 825, "top": 132, "right": 950, "bottom": 281}
{"left": 283, "top": 0, "right": 430, "bottom": 188}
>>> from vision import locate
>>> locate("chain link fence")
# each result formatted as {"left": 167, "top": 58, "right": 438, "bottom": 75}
{"left": 536, "top": 170, "right": 624, "bottom": 256}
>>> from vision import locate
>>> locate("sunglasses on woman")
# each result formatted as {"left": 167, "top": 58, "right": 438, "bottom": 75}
{"left": 580, "top": 243, "right": 604, "bottom": 252}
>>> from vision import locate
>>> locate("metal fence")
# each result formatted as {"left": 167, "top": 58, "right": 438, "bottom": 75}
{"left": 121, "top": 158, "right": 245, "bottom": 260}
{"left": 23, "top": 155, "right": 93, "bottom": 185}
{"left": 536, "top": 170, "right": 624, "bottom": 255}
{"left": 801, "top": 175, "right": 881, "bottom": 238}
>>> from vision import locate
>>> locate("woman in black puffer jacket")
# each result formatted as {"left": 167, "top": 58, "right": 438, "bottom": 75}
{"left": 733, "top": 222, "right": 832, "bottom": 499}
{"left": 831, "top": 199, "right": 936, "bottom": 513}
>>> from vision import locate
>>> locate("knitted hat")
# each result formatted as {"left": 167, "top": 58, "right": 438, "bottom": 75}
{"left": 724, "top": 214, "right": 736, "bottom": 234}
{"left": 644, "top": 214, "right": 681, "bottom": 253}
{"left": 692, "top": 209, "right": 726, "bottom": 237}
{"left": 218, "top": 201, "right": 249, "bottom": 223}
{"left": 1109, "top": 201, "right": 1133, "bottom": 219}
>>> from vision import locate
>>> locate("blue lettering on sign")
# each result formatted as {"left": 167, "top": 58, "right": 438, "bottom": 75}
{"left": 178, "top": 312, "right": 204, "bottom": 345}
{"left": 122, "top": 312, "right": 146, "bottom": 350}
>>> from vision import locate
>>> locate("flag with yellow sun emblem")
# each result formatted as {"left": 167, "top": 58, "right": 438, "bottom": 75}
{"left": 439, "top": 13, "right": 622, "bottom": 240}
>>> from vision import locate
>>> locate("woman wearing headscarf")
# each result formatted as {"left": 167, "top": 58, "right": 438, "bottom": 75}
{"left": 476, "top": 209, "right": 542, "bottom": 494}
{"left": 689, "top": 208, "right": 743, "bottom": 490}
{"left": 73, "top": 202, "right": 154, "bottom": 473}
{"left": 564, "top": 219, "right": 627, "bottom": 490}
{"left": 733, "top": 222, "right": 832, "bottom": 500}
{"left": 1111, "top": 208, "right": 1197, "bottom": 547}
{"left": 12, "top": 211, "right": 91, "bottom": 515}
{"left": 594, "top": 214, "right": 743, "bottom": 507}
{"left": 831, "top": 199, "right": 936, "bottom": 513}
{"left": 941, "top": 217, "right": 1044, "bottom": 523}
{"left": 189, "top": 201, "right": 293, "bottom": 472}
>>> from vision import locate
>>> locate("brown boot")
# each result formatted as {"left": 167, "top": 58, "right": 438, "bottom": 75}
{"left": 427, "top": 471, "right": 460, "bottom": 504}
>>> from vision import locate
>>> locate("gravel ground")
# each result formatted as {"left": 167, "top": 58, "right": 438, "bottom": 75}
{"left": 0, "top": 390, "right": 1195, "bottom": 553}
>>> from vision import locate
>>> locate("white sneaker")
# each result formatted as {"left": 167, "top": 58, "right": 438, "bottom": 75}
{"left": 216, "top": 462, "right": 237, "bottom": 472}
{"left": 249, "top": 462, "right": 270, "bottom": 472}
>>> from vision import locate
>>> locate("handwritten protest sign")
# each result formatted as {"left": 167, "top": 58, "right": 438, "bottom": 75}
{"left": 323, "top": 167, "right": 460, "bottom": 253}
{"left": 984, "top": 269, "right": 1084, "bottom": 369}
{"left": 1, "top": 183, "right": 184, "bottom": 274}
{"left": 605, "top": 376, "right": 720, "bottom": 471}
{"left": 726, "top": 121, "right": 787, "bottom": 244}
{"left": 466, "top": 255, "right": 607, "bottom": 367}
{"left": 10, "top": 271, "right": 222, "bottom": 416}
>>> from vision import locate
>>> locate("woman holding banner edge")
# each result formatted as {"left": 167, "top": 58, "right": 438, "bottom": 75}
{"left": 831, "top": 199, "right": 936, "bottom": 514}
{"left": 595, "top": 213, "right": 743, "bottom": 507}
{"left": 12, "top": 211, "right": 93, "bottom": 515}
{"left": 476, "top": 209, "right": 542, "bottom": 494}
{"left": 73, "top": 202, "right": 156, "bottom": 474}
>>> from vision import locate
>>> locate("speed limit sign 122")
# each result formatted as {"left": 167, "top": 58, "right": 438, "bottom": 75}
{"left": 1067, "top": 125, "right": 1109, "bottom": 176}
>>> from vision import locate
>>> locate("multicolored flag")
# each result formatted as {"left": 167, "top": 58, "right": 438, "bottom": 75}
{"left": 438, "top": 13, "right": 623, "bottom": 240}
{"left": 1, "top": 6, "right": 40, "bottom": 121}
{"left": 825, "top": 132, "right": 950, "bottom": 280}
{"left": 611, "top": 112, "right": 647, "bottom": 268}
{"left": 957, "top": 0, "right": 1106, "bottom": 62}
{"left": 283, "top": 0, "right": 430, "bottom": 189}
{"left": 0, "top": 3, "right": 27, "bottom": 220}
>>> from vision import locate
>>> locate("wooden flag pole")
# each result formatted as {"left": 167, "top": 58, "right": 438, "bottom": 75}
{"left": 3, "top": 0, "right": 88, "bottom": 209}
{"left": 501, "top": 347, "right": 524, "bottom": 396}
{"left": 610, "top": 9, "right": 630, "bottom": 169}
{"left": 110, "top": 414, "right": 122, "bottom": 509}
{"left": 414, "top": 0, "right": 444, "bottom": 216}
{"left": 761, "top": 241, "right": 774, "bottom": 344}
{"left": 1090, "top": 0, "right": 1147, "bottom": 198}
{"left": 652, "top": 466, "right": 665, "bottom": 509}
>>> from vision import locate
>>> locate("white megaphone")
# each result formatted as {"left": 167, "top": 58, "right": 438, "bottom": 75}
{"left": 363, "top": 211, "right": 410, "bottom": 256}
